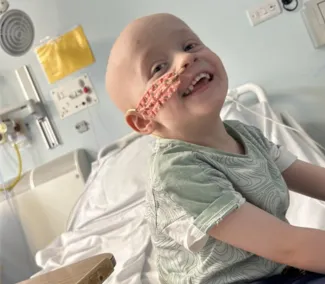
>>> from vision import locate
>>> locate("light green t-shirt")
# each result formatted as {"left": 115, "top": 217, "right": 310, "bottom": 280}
{"left": 146, "top": 120, "right": 297, "bottom": 284}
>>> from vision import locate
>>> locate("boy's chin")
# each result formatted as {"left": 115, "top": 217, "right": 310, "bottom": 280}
{"left": 193, "top": 102, "right": 224, "bottom": 117}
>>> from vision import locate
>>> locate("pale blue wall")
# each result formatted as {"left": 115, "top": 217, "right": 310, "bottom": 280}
{"left": 0, "top": 1, "right": 325, "bottom": 282}
{"left": 1, "top": 0, "right": 325, "bottom": 179}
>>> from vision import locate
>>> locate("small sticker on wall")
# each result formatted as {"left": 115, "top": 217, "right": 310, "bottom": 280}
{"left": 35, "top": 25, "right": 95, "bottom": 84}
{"left": 75, "top": 121, "right": 89, "bottom": 134}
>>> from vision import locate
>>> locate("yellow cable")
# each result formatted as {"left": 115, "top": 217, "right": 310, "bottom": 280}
{"left": 0, "top": 143, "right": 23, "bottom": 192}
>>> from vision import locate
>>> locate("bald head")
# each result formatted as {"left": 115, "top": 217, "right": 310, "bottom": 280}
{"left": 105, "top": 13, "right": 190, "bottom": 112}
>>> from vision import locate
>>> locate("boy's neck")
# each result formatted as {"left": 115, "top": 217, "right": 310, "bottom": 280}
{"left": 185, "top": 118, "right": 230, "bottom": 148}
{"left": 157, "top": 117, "right": 239, "bottom": 153}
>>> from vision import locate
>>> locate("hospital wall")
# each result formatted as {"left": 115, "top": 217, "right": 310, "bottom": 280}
{"left": 0, "top": 0, "right": 325, "bottom": 179}
{"left": 0, "top": 0, "right": 325, "bottom": 282}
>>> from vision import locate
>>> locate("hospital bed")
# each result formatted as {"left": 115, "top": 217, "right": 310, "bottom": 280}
{"left": 13, "top": 83, "right": 325, "bottom": 284}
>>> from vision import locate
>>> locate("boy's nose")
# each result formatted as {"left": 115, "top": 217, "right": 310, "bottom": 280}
{"left": 181, "top": 54, "right": 198, "bottom": 70}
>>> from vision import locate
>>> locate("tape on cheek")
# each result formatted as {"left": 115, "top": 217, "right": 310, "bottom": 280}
{"left": 150, "top": 83, "right": 178, "bottom": 117}
{"left": 135, "top": 71, "right": 181, "bottom": 118}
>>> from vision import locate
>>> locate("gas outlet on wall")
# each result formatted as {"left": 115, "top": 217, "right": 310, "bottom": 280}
{"left": 247, "top": 0, "right": 282, "bottom": 26}
{"left": 51, "top": 74, "right": 98, "bottom": 119}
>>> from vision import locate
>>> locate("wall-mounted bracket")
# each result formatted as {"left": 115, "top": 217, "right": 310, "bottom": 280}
{"left": 13, "top": 65, "right": 60, "bottom": 149}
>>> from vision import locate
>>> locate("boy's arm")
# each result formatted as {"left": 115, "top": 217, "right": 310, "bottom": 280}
{"left": 208, "top": 202, "right": 325, "bottom": 274}
{"left": 282, "top": 160, "right": 325, "bottom": 201}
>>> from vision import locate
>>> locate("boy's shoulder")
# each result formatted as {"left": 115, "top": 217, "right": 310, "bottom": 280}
{"left": 150, "top": 137, "right": 198, "bottom": 182}
{"left": 225, "top": 120, "right": 263, "bottom": 137}
{"left": 225, "top": 120, "right": 270, "bottom": 147}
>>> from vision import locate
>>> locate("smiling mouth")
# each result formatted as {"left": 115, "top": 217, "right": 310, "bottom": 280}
{"left": 182, "top": 72, "right": 213, "bottom": 97}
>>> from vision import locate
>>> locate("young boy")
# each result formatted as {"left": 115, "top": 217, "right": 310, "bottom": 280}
{"left": 106, "top": 13, "right": 325, "bottom": 284}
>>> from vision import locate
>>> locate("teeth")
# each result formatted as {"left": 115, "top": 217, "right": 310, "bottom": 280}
{"left": 192, "top": 73, "right": 210, "bottom": 85}
{"left": 183, "top": 73, "right": 211, "bottom": 97}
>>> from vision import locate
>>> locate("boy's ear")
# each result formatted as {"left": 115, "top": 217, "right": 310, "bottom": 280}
{"left": 125, "top": 110, "right": 156, "bottom": 135}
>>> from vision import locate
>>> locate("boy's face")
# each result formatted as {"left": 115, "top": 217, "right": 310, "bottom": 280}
{"left": 113, "top": 15, "right": 228, "bottom": 138}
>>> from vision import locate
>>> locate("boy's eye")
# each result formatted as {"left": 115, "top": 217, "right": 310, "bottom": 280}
{"left": 184, "top": 43, "right": 197, "bottom": 52}
{"left": 152, "top": 63, "right": 167, "bottom": 74}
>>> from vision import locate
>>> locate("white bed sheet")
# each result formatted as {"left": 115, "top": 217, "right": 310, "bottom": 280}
{"left": 34, "top": 100, "right": 325, "bottom": 284}
{"left": 35, "top": 133, "right": 157, "bottom": 284}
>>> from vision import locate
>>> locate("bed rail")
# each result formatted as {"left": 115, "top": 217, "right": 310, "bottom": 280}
{"left": 227, "top": 82, "right": 268, "bottom": 103}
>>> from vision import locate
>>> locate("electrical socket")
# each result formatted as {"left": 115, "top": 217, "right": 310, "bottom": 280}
{"left": 247, "top": 0, "right": 282, "bottom": 26}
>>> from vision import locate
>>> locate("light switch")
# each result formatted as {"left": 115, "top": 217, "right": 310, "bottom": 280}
{"left": 247, "top": 0, "right": 282, "bottom": 26}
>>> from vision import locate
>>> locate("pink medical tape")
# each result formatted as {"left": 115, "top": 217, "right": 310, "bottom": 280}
{"left": 127, "top": 68, "right": 184, "bottom": 118}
